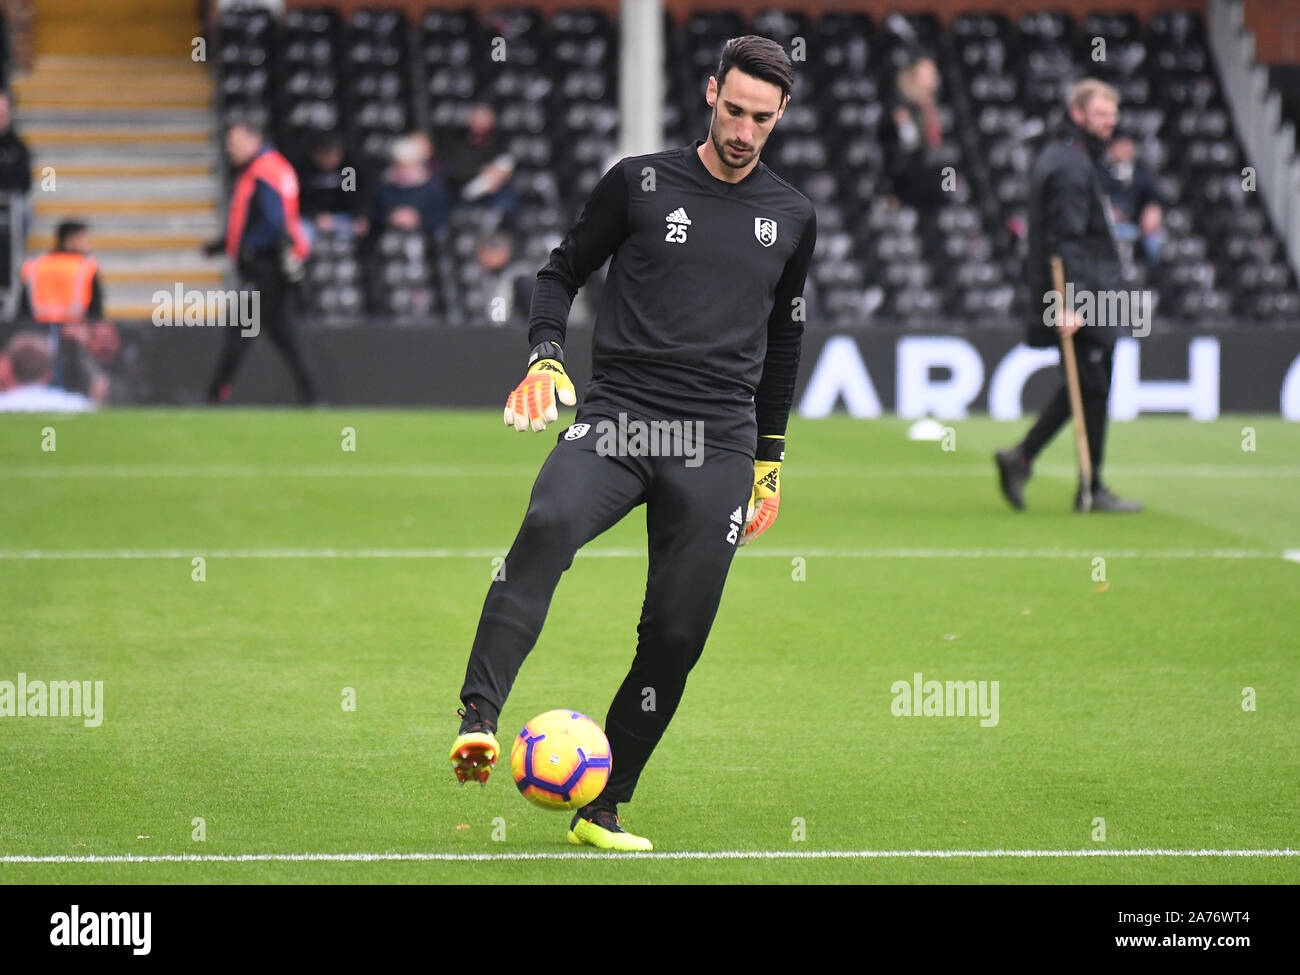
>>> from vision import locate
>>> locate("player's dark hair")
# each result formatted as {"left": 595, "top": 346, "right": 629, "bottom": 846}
{"left": 716, "top": 35, "right": 794, "bottom": 103}
{"left": 55, "top": 220, "right": 88, "bottom": 250}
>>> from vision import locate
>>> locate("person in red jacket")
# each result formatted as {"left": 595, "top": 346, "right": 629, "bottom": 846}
{"left": 203, "top": 119, "right": 317, "bottom": 404}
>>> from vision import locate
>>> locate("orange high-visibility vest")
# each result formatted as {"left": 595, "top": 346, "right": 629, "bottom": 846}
{"left": 21, "top": 252, "right": 98, "bottom": 323}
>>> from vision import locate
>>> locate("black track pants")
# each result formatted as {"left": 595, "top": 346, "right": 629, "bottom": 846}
{"left": 459, "top": 418, "right": 754, "bottom": 804}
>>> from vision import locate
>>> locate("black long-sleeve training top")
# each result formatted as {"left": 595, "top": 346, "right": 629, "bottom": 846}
{"left": 527, "top": 140, "right": 817, "bottom": 456}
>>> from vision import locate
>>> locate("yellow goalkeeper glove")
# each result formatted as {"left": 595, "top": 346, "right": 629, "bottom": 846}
{"left": 504, "top": 341, "right": 577, "bottom": 432}
{"left": 740, "top": 434, "right": 783, "bottom": 546}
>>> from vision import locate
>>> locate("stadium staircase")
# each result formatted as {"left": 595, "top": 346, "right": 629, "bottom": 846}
{"left": 15, "top": 0, "right": 224, "bottom": 319}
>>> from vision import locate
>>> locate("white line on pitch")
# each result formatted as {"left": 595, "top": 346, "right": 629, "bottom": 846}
{"left": 0, "top": 547, "right": 1293, "bottom": 561}
{"left": 2, "top": 849, "right": 1296, "bottom": 864}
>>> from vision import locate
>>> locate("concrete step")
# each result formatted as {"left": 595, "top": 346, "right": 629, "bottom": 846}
{"left": 20, "top": 108, "right": 213, "bottom": 127}
{"left": 106, "top": 280, "right": 240, "bottom": 319}
{"left": 19, "top": 62, "right": 208, "bottom": 76}
{"left": 107, "top": 305, "right": 160, "bottom": 319}
{"left": 32, "top": 0, "right": 191, "bottom": 16}
{"left": 22, "top": 113, "right": 213, "bottom": 132}
{"left": 94, "top": 250, "right": 226, "bottom": 271}
{"left": 101, "top": 267, "right": 224, "bottom": 286}
{"left": 29, "top": 232, "right": 218, "bottom": 251}
{"left": 31, "top": 163, "right": 215, "bottom": 178}
{"left": 36, "top": 174, "right": 220, "bottom": 201}
{"left": 17, "top": 94, "right": 212, "bottom": 111}
{"left": 15, "top": 72, "right": 210, "bottom": 88}
{"left": 108, "top": 278, "right": 232, "bottom": 298}
{"left": 33, "top": 198, "right": 214, "bottom": 215}
{"left": 36, "top": 24, "right": 201, "bottom": 58}
{"left": 25, "top": 131, "right": 212, "bottom": 147}
{"left": 32, "top": 145, "right": 219, "bottom": 166}
{"left": 30, "top": 55, "right": 204, "bottom": 70}
{"left": 13, "top": 80, "right": 212, "bottom": 108}
{"left": 32, "top": 213, "right": 222, "bottom": 234}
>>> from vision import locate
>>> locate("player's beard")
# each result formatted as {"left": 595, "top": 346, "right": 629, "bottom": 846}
{"left": 709, "top": 109, "right": 757, "bottom": 172}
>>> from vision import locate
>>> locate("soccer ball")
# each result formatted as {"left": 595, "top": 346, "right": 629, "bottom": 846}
{"left": 510, "top": 710, "right": 612, "bottom": 810}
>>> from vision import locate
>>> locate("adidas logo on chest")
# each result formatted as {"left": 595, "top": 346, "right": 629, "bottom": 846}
{"left": 664, "top": 207, "right": 691, "bottom": 244}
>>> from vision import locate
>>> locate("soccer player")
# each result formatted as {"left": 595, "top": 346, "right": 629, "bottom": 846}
{"left": 448, "top": 36, "right": 816, "bottom": 851}
{"left": 995, "top": 79, "right": 1142, "bottom": 513}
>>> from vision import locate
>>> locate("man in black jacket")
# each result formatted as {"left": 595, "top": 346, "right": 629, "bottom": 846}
{"left": 0, "top": 92, "right": 31, "bottom": 198}
{"left": 0, "top": 92, "right": 32, "bottom": 284}
{"left": 995, "top": 79, "right": 1143, "bottom": 513}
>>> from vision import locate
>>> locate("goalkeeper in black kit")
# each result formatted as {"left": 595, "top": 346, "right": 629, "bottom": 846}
{"left": 448, "top": 36, "right": 816, "bottom": 851}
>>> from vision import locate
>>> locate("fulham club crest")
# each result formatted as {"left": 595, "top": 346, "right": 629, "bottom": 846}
{"left": 754, "top": 217, "right": 778, "bottom": 247}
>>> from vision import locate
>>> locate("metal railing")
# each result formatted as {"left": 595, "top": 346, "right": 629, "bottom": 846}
{"left": 1210, "top": 0, "right": 1300, "bottom": 283}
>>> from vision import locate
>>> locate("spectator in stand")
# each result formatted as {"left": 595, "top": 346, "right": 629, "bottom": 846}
{"left": 462, "top": 231, "right": 535, "bottom": 326}
{"left": 295, "top": 129, "right": 369, "bottom": 244}
{"left": 20, "top": 219, "right": 110, "bottom": 402}
{"left": 370, "top": 132, "right": 449, "bottom": 234}
{"left": 0, "top": 92, "right": 32, "bottom": 225}
{"left": 880, "top": 54, "right": 949, "bottom": 214}
{"left": 1098, "top": 134, "right": 1165, "bottom": 266}
{"left": 0, "top": 331, "right": 95, "bottom": 412}
{"left": 441, "top": 103, "right": 518, "bottom": 226}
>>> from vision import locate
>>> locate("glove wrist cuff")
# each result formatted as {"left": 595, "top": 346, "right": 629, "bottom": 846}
{"left": 528, "top": 341, "right": 564, "bottom": 367}
{"left": 755, "top": 435, "right": 785, "bottom": 463}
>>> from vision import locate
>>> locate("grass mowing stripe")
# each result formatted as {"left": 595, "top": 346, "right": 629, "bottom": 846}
{"left": 0, "top": 547, "right": 1292, "bottom": 560}
{"left": 3, "top": 463, "right": 1297, "bottom": 479}
{"left": 0, "top": 464, "right": 536, "bottom": 479}
{"left": 3, "top": 849, "right": 1297, "bottom": 864}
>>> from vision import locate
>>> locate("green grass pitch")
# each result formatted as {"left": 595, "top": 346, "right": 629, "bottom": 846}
{"left": 0, "top": 409, "right": 1296, "bottom": 884}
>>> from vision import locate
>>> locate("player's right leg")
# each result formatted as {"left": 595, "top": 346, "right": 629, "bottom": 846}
{"left": 450, "top": 424, "right": 648, "bottom": 784}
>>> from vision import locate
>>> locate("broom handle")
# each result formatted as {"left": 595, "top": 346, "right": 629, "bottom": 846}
{"left": 1052, "top": 256, "right": 1092, "bottom": 498}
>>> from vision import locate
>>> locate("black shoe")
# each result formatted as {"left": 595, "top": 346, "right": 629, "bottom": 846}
{"left": 995, "top": 448, "right": 1031, "bottom": 510}
{"left": 456, "top": 699, "right": 497, "bottom": 736}
{"left": 1076, "top": 483, "right": 1144, "bottom": 513}
{"left": 569, "top": 798, "right": 619, "bottom": 833}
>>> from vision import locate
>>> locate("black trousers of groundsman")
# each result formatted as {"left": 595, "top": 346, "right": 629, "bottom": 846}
{"left": 460, "top": 416, "right": 754, "bottom": 804}
{"left": 1021, "top": 334, "right": 1114, "bottom": 483}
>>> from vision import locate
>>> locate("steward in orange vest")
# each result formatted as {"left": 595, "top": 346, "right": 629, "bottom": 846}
{"left": 21, "top": 220, "right": 103, "bottom": 324}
